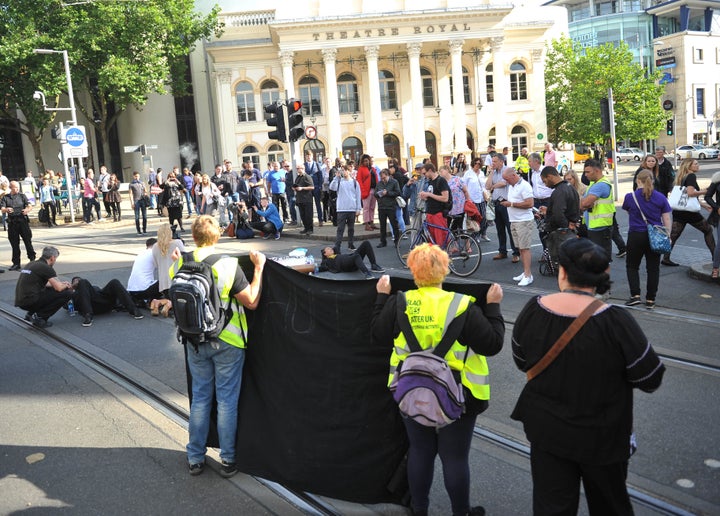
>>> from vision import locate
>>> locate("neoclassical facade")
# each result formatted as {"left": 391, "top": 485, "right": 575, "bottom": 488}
{"left": 201, "top": 2, "right": 568, "bottom": 169}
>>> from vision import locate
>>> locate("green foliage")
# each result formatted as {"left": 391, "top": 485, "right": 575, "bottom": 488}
{"left": 544, "top": 36, "right": 667, "bottom": 145}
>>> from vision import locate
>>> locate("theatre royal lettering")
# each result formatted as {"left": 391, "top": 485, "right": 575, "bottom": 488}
{"left": 312, "top": 23, "right": 471, "bottom": 41}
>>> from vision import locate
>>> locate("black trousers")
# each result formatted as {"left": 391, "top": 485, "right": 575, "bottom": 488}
{"left": 297, "top": 201, "right": 313, "bottom": 232}
{"left": 272, "top": 192, "right": 289, "bottom": 221}
{"left": 129, "top": 281, "right": 161, "bottom": 304}
{"left": 8, "top": 219, "right": 36, "bottom": 267}
{"left": 43, "top": 201, "right": 57, "bottom": 226}
{"left": 334, "top": 211, "right": 356, "bottom": 252}
{"left": 530, "top": 446, "right": 632, "bottom": 516}
{"left": 626, "top": 231, "right": 661, "bottom": 300}
{"left": 168, "top": 206, "right": 184, "bottom": 229}
{"left": 250, "top": 221, "right": 278, "bottom": 235}
{"left": 73, "top": 278, "right": 137, "bottom": 317}
{"left": 350, "top": 240, "right": 377, "bottom": 273}
{"left": 378, "top": 207, "right": 399, "bottom": 246}
{"left": 20, "top": 288, "right": 72, "bottom": 321}
{"left": 493, "top": 201, "right": 518, "bottom": 256}
{"left": 587, "top": 227, "right": 612, "bottom": 261}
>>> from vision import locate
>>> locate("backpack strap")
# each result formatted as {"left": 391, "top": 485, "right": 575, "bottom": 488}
{"left": 396, "top": 291, "right": 469, "bottom": 359}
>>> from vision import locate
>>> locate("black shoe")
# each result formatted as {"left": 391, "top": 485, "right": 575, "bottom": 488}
{"left": 9, "top": 264, "right": 21, "bottom": 271}
{"left": 32, "top": 317, "right": 52, "bottom": 329}
{"left": 188, "top": 461, "right": 205, "bottom": 476}
{"left": 625, "top": 296, "right": 642, "bottom": 306}
{"left": 364, "top": 272, "right": 374, "bottom": 280}
{"left": 0, "top": 268, "right": 5, "bottom": 273}
{"left": 304, "top": 231, "right": 313, "bottom": 236}
{"left": 370, "top": 264, "right": 385, "bottom": 272}
{"left": 469, "top": 506, "right": 486, "bottom": 516}
{"left": 376, "top": 243, "right": 387, "bottom": 248}
{"left": 24, "top": 312, "right": 34, "bottom": 321}
{"left": 646, "top": 300, "right": 656, "bottom": 309}
{"left": 661, "top": 259, "right": 679, "bottom": 267}
{"left": 219, "top": 460, "right": 238, "bottom": 478}
{"left": 82, "top": 314, "right": 93, "bottom": 327}
{"left": 132, "top": 312, "right": 144, "bottom": 320}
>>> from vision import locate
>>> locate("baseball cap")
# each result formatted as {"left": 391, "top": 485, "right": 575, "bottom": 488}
{"left": 414, "top": 163, "right": 424, "bottom": 170}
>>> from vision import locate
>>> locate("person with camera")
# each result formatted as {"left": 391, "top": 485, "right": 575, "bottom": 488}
{"left": 249, "top": 196, "right": 283, "bottom": 240}
{"left": 1, "top": 181, "right": 36, "bottom": 271}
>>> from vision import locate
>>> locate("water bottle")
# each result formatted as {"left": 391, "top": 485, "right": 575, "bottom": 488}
{"left": 307, "top": 254, "right": 317, "bottom": 274}
{"left": 67, "top": 299, "right": 76, "bottom": 317}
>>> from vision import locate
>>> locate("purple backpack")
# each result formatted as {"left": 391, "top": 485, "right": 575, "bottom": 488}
{"left": 389, "top": 292, "right": 468, "bottom": 428}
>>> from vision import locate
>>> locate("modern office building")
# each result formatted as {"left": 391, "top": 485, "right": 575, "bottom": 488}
{"left": 543, "top": 0, "right": 720, "bottom": 147}
{"left": 7, "top": 0, "right": 568, "bottom": 179}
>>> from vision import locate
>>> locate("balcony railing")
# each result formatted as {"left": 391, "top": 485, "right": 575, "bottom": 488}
{"left": 221, "top": 11, "right": 275, "bottom": 28}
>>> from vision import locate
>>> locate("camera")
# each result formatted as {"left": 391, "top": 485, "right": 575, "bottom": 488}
{"left": 496, "top": 196, "right": 506, "bottom": 203}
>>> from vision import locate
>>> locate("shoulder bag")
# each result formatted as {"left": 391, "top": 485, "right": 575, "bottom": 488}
{"left": 668, "top": 184, "right": 701, "bottom": 213}
{"left": 526, "top": 299, "right": 603, "bottom": 381}
{"left": 631, "top": 192, "right": 672, "bottom": 254}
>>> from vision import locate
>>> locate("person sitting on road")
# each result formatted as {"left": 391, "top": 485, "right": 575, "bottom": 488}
{"left": 318, "top": 240, "right": 385, "bottom": 280}
{"left": 249, "top": 196, "right": 283, "bottom": 240}
{"left": 127, "top": 238, "right": 161, "bottom": 308}
{"left": 71, "top": 276, "right": 144, "bottom": 327}
{"left": 15, "top": 246, "right": 73, "bottom": 328}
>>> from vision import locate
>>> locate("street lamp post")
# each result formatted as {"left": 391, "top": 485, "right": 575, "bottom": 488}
{"left": 33, "top": 48, "right": 83, "bottom": 223}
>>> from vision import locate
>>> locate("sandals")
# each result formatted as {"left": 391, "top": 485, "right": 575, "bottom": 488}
{"left": 712, "top": 268, "right": 719, "bottom": 279}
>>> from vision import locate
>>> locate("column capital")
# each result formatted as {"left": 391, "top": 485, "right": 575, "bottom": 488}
{"left": 215, "top": 69, "right": 233, "bottom": 85}
{"left": 448, "top": 39, "right": 464, "bottom": 55}
{"left": 406, "top": 42, "right": 422, "bottom": 59}
{"left": 364, "top": 45, "right": 380, "bottom": 61}
{"left": 278, "top": 50, "right": 295, "bottom": 67}
{"left": 490, "top": 36, "right": 504, "bottom": 52}
{"left": 321, "top": 47, "right": 338, "bottom": 63}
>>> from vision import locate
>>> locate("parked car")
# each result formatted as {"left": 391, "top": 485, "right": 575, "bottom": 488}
{"left": 616, "top": 147, "right": 646, "bottom": 161}
{"left": 674, "top": 145, "right": 719, "bottom": 159}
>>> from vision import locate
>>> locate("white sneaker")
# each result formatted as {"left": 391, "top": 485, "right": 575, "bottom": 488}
{"left": 518, "top": 274, "right": 534, "bottom": 287}
{"left": 512, "top": 273, "right": 525, "bottom": 281}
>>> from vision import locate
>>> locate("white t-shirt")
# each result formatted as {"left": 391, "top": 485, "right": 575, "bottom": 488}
{"left": 507, "top": 178, "right": 534, "bottom": 222}
{"left": 127, "top": 249, "right": 157, "bottom": 292}
{"left": 462, "top": 169, "right": 486, "bottom": 204}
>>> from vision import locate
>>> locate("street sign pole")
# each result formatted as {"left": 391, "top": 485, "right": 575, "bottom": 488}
{"left": 58, "top": 122, "right": 76, "bottom": 224}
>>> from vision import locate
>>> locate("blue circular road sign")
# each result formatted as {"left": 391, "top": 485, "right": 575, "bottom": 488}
{"left": 65, "top": 127, "right": 85, "bottom": 147}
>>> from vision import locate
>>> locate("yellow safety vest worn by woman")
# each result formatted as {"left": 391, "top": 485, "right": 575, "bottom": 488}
{"left": 389, "top": 287, "right": 490, "bottom": 401}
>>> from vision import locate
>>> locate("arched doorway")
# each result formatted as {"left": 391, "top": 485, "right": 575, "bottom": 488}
{"left": 303, "top": 140, "right": 326, "bottom": 161}
{"left": 383, "top": 134, "right": 400, "bottom": 160}
{"left": 342, "top": 137, "right": 363, "bottom": 163}
{"left": 425, "top": 131, "right": 437, "bottom": 167}
{"left": 510, "top": 125, "right": 528, "bottom": 160}
{"left": 466, "top": 129, "right": 475, "bottom": 156}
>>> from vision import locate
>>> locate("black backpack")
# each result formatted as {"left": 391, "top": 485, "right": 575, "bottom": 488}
{"left": 169, "top": 252, "right": 235, "bottom": 349}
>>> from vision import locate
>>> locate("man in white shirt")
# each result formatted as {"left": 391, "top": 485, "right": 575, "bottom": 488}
{"left": 127, "top": 238, "right": 160, "bottom": 307}
{"left": 500, "top": 168, "right": 535, "bottom": 286}
{"left": 462, "top": 158, "right": 490, "bottom": 241}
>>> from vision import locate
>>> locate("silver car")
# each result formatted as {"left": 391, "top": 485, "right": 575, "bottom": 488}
{"left": 616, "top": 147, "right": 646, "bottom": 161}
{"left": 674, "top": 145, "right": 719, "bottom": 159}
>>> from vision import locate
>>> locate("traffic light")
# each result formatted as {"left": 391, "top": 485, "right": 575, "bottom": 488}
{"left": 265, "top": 101, "right": 287, "bottom": 142}
{"left": 666, "top": 119, "right": 674, "bottom": 136}
{"left": 600, "top": 98, "right": 611, "bottom": 133}
{"left": 286, "top": 99, "right": 304, "bottom": 142}
{"left": 140, "top": 144, "right": 147, "bottom": 156}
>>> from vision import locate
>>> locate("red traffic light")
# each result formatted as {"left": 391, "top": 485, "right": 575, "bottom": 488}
{"left": 286, "top": 98, "right": 304, "bottom": 142}
{"left": 287, "top": 99, "right": 302, "bottom": 114}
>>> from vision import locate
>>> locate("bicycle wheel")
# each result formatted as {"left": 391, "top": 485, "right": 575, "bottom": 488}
{"left": 447, "top": 232, "right": 481, "bottom": 277}
{"left": 396, "top": 228, "right": 422, "bottom": 267}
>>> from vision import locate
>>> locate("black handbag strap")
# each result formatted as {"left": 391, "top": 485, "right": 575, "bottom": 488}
{"left": 396, "top": 291, "right": 468, "bottom": 359}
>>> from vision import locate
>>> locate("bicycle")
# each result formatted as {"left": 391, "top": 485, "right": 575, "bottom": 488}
{"left": 396, "top": 211, "right": 481, "bottom": 277}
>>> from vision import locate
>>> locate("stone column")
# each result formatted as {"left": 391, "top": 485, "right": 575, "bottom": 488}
{"left": 490, "top": 37, "right": 508, "bottom": 149}
{"left": 449, "top": 39, "right": 470, "bottom": 154}
{"left": 322, "top": 48, "right": 342, "bottom": 159}
{"left": 215, "top": 69, "right": 235, "bottom": 163}
{"left": 436, "top": 54, "right": 453, "bottom": 157}
{"left": 472, "top": 47, "right": 490, "bottom": 151}
{"left": 278, "top": 50, "right": 299, "bottom": 158}
{"left": 407, "top": 42, "right": 429, "bottom": 158}
{"left": 364, "top": 45, "right": 385, "bottom": 161}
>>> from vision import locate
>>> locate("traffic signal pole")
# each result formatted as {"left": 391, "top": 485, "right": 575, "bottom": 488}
{"left": 608, "top": 88, "right": 619, "bottom": 202}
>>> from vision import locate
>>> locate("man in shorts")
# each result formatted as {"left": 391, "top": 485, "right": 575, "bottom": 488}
{"left": 500, "top": 168, "right": 535, "bottom": 286}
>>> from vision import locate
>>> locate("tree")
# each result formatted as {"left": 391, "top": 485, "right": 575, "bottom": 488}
{"left": 544, "top": 36, "right": 667, "bottom": 146}
{"left": 0, "top": 0, "right": 222, "bottom": 172}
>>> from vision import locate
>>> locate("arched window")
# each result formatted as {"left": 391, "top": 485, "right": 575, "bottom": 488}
{"left": 299, "top": 76, "right": 322, "bottom": 116}
{"left": 337, "top": 72, "right": 359, "bottom": 114}
{"left": 379, "top": 70, "right": 397, "bottom": 111}
{"left": 488, "top": 127, "right": 496, "bottom": 148}
{"left": 303, "top": 140, "right": 326, "bottom": 161}
{"left": 485, "top": 64, "right": 494, "bottom": 103}
{"left": 260, "top": 80, "right": 280, "bottom": 107}
{"left": 466, "top": 129, "right": 475, "bottom": 154}
{"left": 267, "top": 143, "right": 285, "bottom": 165}
{"left": 449, "top": 66, "right": 471, "bottom": 105}
{"left": 384, "top": 134, "right": 400, "bottom": 159}
{"left": 510, "top": 62, "right": 527, "bottom": 101}
{"left": 421, "top": 67, "right": 434, "bottom": 107}
{"left": 510, "top": 126, "right": 528, "bottom": 159}
{"left": 236, "top": 81, "right": 256, "bottom": 122}
{"left": 425, "top": 131, "right": 437, "bottom": 167}
{"left": 242, "top": 145, "right": 260, "bottom": 169}
{"left": 342, "top": 136, "right": 363, "bottom": 163}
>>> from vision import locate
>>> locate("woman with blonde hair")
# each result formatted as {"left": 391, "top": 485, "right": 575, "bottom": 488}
{"left": 372, "top": 243, "right": 504, "bottom": 516}
{"left": 661, "top": 158, "right": 716, "bottom": 266}
{"left": 622, "top": 170, "right": 672, "bottom": 308}
{"left": 564, "top": 169, "right": 586, "bottom": 197}
{"left": 151, "top": 223, "right": 185, "bottom": 300}
{"left": 196, "top": 173, "right": 220, "bottom": 216}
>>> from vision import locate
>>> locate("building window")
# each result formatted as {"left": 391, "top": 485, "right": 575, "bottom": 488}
{"left": 379, "top": 70, "right": 398, "bottom": 111}
{"left": 488, "top": 127, "right": 496, "bottom": 147}
{"left": 510, "top": 125, "right": 528, "bottom": 159}
{"left": 384, "top": 133, "right": 400, "bottom": 159}
{"left": 449, "top": 66, "right": 471, "bottom": 105}
{"left": 267, "top": 143, "right": 285, "bottom": 165}
{"left": 421, "top": 67, "right": 434, "bottom": 107}
{"left": 485, "top": 64, "right": 494, "bottom": 103}
{"left": 303, "top": 140, "right": 326, "bottom": 161}
{"left": 242, "top": 145, "right": 260, "bottom": 169}
{"left": 696, "top": 88, "right": 705, "bottom": 116}
{"left": 337, "top": 72, "right": 359, "bottom": 114}
{"left": 260, "top": 80, "right": 280, "bottom": 107}
{"left": 236, "top": 81, "right": 256, "bottom": 123}
{"left": 595, "top": 0, "right": 618, "bottom": 16}
{"left": 693, "top": 48, "right": 704, "bottom": 63}
{"left": 509, "top": 62, "right": 527, "bottom": 101}
{"left": 299, "top": 76, "right": 322, "bottom": 117}
{"left": 342, "top": 137, "right": 363, "bottom": 163}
